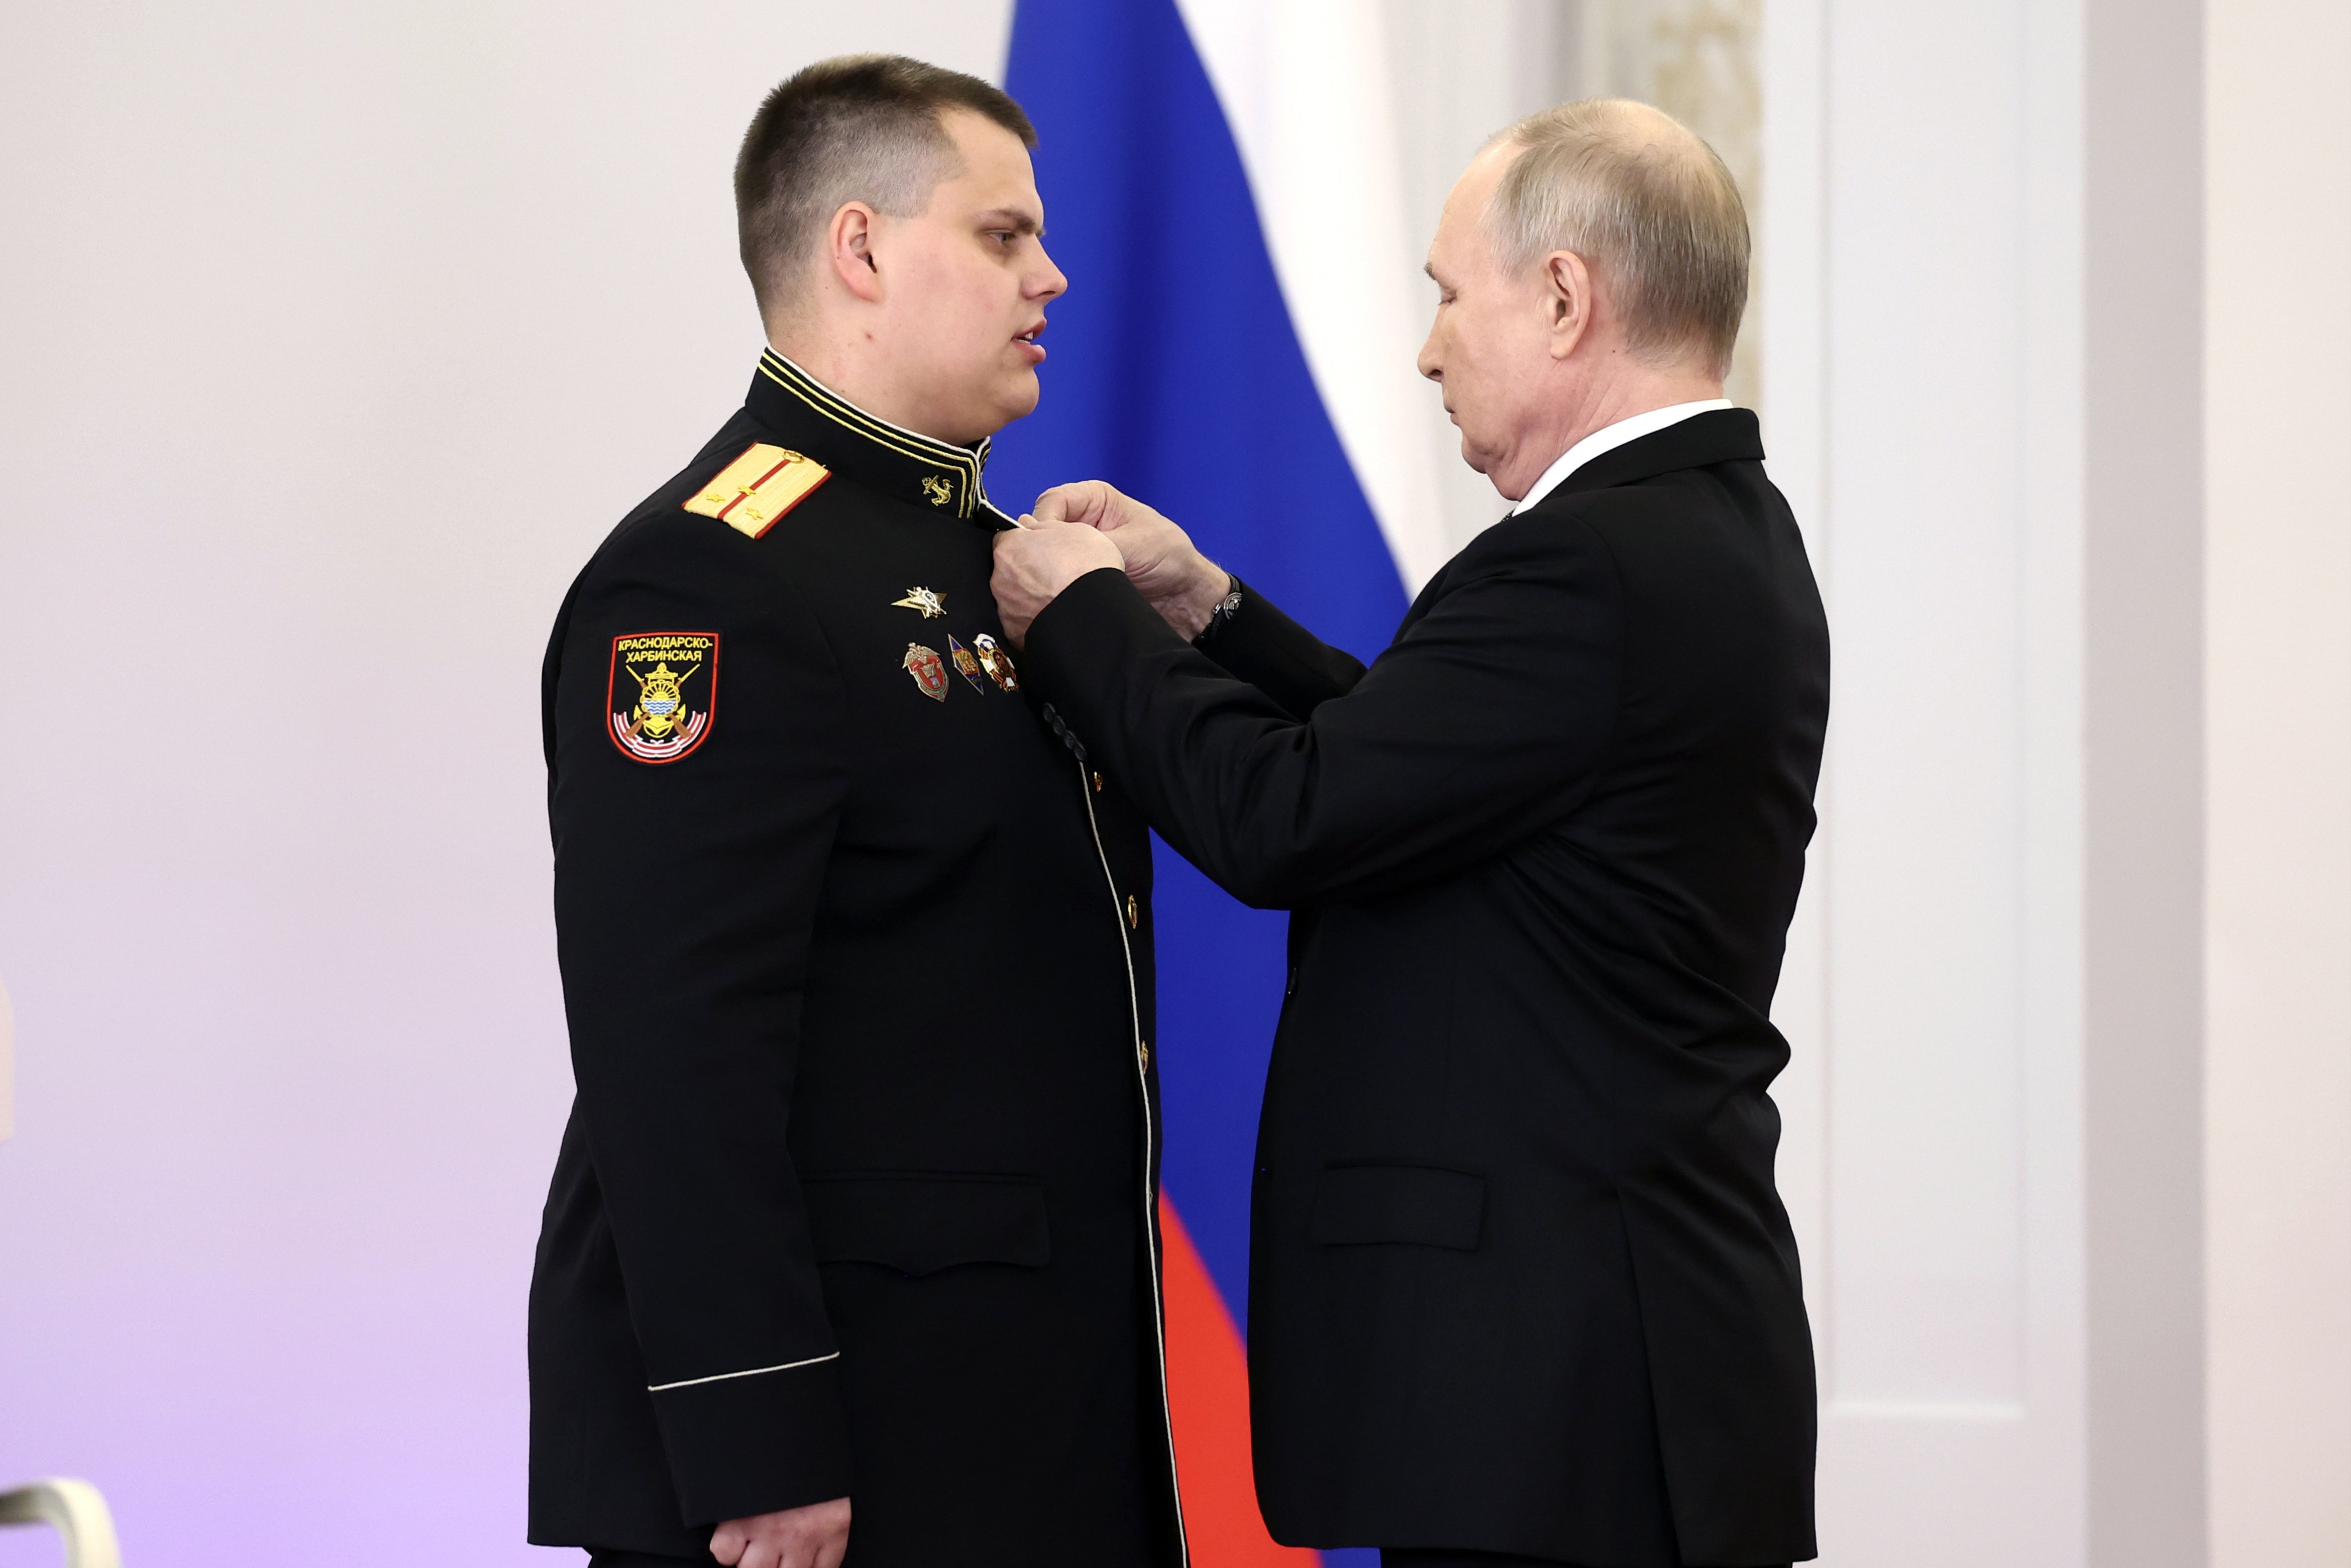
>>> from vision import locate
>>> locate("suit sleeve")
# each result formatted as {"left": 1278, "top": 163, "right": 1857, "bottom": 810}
{"left": 1024, "top": 516, "right": 1623, "bottom": 908}
{"left": 548, "top": 540, "right": 854, "bottom": 1525}
{"left": 1190, "top": 575, "right": 1368, "bottom": 718}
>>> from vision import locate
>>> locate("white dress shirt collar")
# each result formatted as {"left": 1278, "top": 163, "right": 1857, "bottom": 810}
{"left": 1508, "top": 398, "right": 1734, "bottom": 516}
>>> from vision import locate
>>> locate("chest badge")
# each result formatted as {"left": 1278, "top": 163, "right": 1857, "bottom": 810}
{"left": 889, "top": 586, "right": 947, "bottom": 619}
{"left": 972, "top": 633, "right": 1020, "bottom": 692}
{"left": 607, "top": 632, "right": 718, "bottom": 764}
{"left": 903, "top": 643, "right": 949, "bottom": 702}
{"left": 921, "top": 474, "right": 954, "bottom": 507}
{"left": 947, "top": 636, "right": 990, "bottom": 693}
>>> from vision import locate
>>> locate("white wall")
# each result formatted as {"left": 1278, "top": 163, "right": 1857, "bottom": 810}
{"left": 2204, "top": 0, "right": 2351, "bottom": 1561}
{"left": 1762, "top": 1, "right": 2091, "bottom": 1560}
{"left": 1770, "top": 0, "right": 2351, "bottom": 1561}
{"left": 0, "top": 7, "right": 1008, "bottom": 1564}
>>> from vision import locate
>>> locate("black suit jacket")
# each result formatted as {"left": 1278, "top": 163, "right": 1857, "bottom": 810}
{"left": 1021, "top": 410, "right": 1825, "bottom": 1566}
{"left": 529, "top": 351, "right": 1183, "bottom": 1566}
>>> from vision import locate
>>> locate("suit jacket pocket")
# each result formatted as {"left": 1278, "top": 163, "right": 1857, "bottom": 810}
{"left": 803, "top": 1173, "right": 1050, "bottom": 1276}
{"left": 1310, "top": 1162, "right": 1485, "bottom": 1250}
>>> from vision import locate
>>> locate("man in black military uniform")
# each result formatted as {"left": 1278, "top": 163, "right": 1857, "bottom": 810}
{"left": 528, "top": 57, "right": 1181, "bottom": 1568}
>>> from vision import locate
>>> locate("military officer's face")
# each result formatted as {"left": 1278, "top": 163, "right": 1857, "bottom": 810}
{"left": 871, "top": 111, "right": 1067, "bottom": 445}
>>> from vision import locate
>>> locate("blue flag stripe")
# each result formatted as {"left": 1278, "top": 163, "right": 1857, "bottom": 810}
{"left": 999, "top": 0, "right": 1410, "bottom": 1342}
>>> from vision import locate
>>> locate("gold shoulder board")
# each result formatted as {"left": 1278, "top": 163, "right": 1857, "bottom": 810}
{"left": 684, "top": 444, "right": 830, "bottom": 538}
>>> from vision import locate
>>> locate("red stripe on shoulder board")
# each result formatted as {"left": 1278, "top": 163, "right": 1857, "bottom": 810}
{"left": 1158, "top": 1193, "right": 1321, "bottom": 1566}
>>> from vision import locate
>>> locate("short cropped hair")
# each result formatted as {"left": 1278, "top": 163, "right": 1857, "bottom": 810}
{"left": 734, "top": 55, "right": 1037, "bottom": 317}
{"left": 1484, "top": 99, "right": 1749, "bottom": 376}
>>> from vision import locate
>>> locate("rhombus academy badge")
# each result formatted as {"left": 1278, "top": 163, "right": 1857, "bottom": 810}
{"left": 607, "top": 632, "right": 717, "bottom": 763}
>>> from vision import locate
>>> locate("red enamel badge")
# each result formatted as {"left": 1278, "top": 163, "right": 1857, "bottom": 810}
{"left": 904, "top": 643, "right": 948, "bottom": 702}
{"left": 607, "top": 632, "right": 718, "bottom": 763}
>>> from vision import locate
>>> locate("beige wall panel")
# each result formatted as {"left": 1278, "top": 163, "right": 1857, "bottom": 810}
{"left": 2204, "top": 0, "right": 2351, "bottom": 1561}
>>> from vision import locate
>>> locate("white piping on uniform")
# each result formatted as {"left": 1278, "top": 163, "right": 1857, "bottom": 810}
{"left": 647, "top": 1350, "right": 841, "bottom": 1394}
{"left": 1078, "top": 758, "right": 1191, "bottom": 1566}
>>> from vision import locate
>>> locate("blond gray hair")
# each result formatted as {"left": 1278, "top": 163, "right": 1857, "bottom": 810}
{"left": 1484, "top": 99, "right": 1749, "bottom": 376}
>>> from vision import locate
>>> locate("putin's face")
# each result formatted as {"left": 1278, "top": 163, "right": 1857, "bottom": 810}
{"left": 869, "top": 111, "right": 1067, "bottom": 445}
{"left": 1417, "top": 144, "right": 1565, "bottom": 501}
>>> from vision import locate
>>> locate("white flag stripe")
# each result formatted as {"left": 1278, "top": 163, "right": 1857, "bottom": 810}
{"left": 1176, "top": 0, "right": 1454, "bottom": 593}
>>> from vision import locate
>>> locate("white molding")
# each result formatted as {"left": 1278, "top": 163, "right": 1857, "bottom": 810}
{"left": 1765, "top": 0, "right": 2090, "bottom": 1558}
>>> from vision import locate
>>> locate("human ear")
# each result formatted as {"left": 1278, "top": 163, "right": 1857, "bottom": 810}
{"left": 829, "top": 203, "right": 885, "bottom": 303}
{"left": 1544, "top": 249, "right": 1591, "bottom": 360}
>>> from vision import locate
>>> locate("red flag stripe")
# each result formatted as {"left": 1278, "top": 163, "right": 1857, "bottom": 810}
{"left": 1159, "top": 1193, "right": 1321, "bottom": 1566}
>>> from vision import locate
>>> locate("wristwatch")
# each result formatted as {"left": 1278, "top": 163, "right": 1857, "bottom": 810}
{"left": 1194, "top": 575, "right": 1243, "bottom": 644}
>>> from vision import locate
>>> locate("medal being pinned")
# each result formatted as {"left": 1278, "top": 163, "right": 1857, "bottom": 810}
{"left": 973, "top": 634, "right": 1020, "bottom": 692}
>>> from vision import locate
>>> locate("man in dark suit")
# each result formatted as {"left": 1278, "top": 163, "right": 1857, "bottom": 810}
{"left": 531, "top": 57, "right": 1182, "bottom": 1568}
{"left": 991, "top": 100, "right": 1826, "bottom": 1567}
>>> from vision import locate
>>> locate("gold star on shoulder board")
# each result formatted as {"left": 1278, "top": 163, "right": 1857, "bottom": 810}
{"left": 890, "top": 586, "right": 947, "bottom": 619}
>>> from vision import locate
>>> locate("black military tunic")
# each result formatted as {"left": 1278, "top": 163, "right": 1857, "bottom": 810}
{"left": 528, "top": 349, "right": 1184, "bottom": 1567}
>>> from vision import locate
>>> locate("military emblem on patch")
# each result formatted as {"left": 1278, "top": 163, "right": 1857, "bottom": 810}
{"left": 973, "top": 633, "right": 1020, "bottom": 692}
{"left": 607, "top": 632, "right": 717, "bottom": 763}
{"left": 904, "top": 642, "right": 949, "bottom": 702}
{"left": 948, "top": 635, "right": 989, "bottom": 693}
{"left": 921, "top": 474, "right": 953, "bottom": 507}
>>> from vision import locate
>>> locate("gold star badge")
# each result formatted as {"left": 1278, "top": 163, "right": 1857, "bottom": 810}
{"left": 890, "top": 586, "right": 947, "bottom": 619}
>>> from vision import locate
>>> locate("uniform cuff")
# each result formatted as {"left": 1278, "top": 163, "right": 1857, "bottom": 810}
{"left": 651, "top": 1353, "right": 854, "bottom": 1527}
{"left": 1027, "top": 566, "right": 1172, "bottom": 683}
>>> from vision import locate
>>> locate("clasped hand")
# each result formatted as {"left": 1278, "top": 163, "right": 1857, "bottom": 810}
{"left": 990, "top": 480, "right": 1228, "bottom": 648}
{"left": 710, "top": 1496, "right": 849, "bottom": 1568}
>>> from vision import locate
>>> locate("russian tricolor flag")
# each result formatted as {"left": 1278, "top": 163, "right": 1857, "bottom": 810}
{"left": 992, "top": 4, "right": 1455, "bottom": 1562}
